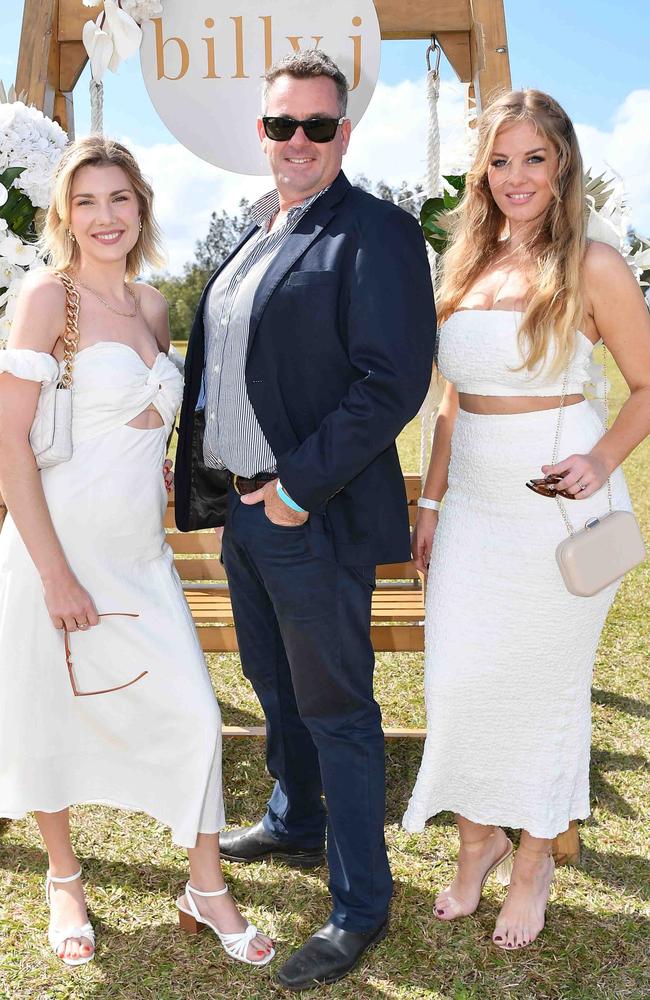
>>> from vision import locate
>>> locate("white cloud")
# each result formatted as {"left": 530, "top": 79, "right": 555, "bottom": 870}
{"left": 126, "top": 83, "right": 650, "bottom": 275}
{"left": 345, "top": 77, "right": 473, "bottom": 188}
{"left": 576, "top": 89, "right": 650, "bottom": 236}
{"left": 125, "top": 76, "right": 472, "bottom": 273}
{"left": 124, "top": 139, "right": 270, "bottom": 274}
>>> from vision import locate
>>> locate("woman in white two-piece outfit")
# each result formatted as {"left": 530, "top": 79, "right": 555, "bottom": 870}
{"left": 403, "top": 90, "right": 650, "bottom": 949}
{"left": 0, "top": 138, "right": 274, "bottom": 968}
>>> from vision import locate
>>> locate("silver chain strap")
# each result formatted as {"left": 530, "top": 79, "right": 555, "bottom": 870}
{"left": 553, "top": 346, "right": 613, "bottom": 537}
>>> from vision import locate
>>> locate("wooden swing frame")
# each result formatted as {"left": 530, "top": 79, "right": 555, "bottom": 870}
{"left": 16, "top": 0, "right": 512, "bottom": 136}
{"left": 12, "top": 1, "right": 581, "bottom": 864}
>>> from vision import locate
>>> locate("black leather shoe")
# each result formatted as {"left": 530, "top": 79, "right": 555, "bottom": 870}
{"left": 219, "top": 820, "right": 325, "bottom": 868}
{"left": 275, "top": 918, "right": 389, "bottom": 990}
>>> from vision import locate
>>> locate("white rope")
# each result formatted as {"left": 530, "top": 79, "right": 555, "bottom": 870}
{"left": 90, "top": 80, "right": 104, "bottom": 135}
{"left": 425, "top": 70, "right": 441, "bottom": 226}
{"left": 419, "top": 63, "right": 444, "bottom": 484}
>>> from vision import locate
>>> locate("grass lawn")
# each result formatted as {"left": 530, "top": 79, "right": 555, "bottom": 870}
{"left": 0, "top": 364, "right": 648, "bottom": 1000}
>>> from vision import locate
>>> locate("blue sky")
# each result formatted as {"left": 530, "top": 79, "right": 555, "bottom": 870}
{"left": 1, "top": 1, "right": 649, "bottom": 272}
{"left": 2, "top": 1, "right": 648, "bottom": 140}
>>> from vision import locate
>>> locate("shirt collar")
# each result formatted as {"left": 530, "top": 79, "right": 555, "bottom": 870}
{"left": 250, "top": 185, "right": 330, "bottom": 231}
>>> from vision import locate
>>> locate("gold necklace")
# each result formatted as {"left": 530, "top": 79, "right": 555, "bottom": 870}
{"left": 75, "top": 278, "right": 139, "bottom": 318}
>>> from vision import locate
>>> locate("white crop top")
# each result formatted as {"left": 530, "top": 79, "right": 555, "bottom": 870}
{"left": 438, "top": 309, "right": 601, "bottom": 397}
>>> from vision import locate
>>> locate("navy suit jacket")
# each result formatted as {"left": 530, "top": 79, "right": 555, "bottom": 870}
{"left": 175, "top": 171, "right": 436, "bottom": 566}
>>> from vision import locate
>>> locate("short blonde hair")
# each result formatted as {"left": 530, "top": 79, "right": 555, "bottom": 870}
{"left": 42, "top": 136, "right": 165, "bottom": 280}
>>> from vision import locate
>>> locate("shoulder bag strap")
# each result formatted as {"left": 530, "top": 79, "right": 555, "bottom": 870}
{"left": 55, "top": 271, "right": 81, "bottom": 389}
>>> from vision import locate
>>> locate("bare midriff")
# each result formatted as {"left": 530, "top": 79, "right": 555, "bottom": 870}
{"left": 458, "top": 393, "right": 585, "bottom": 414}
{"left": 126, "top": 404, "right": 164, "bottom": 429}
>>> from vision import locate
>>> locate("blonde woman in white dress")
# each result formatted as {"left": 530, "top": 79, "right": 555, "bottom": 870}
{"left": 403, "top": 90, "right": 650, "bottom": 949}
{"left": 0, "top": 138, "right": 273, "bottom": 968}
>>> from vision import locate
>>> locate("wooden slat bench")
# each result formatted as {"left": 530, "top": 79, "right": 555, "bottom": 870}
{"left": 165, "top": 474, "right": 426, "bottom": 738}
{"left": 165, "top": 474, "right": 581, "bottom": 864}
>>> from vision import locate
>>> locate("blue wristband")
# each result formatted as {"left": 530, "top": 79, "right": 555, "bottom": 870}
{"left": 276, "top": 481, "right": 306, "bottom": 513}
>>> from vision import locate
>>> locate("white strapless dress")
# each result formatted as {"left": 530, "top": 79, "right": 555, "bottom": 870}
{"left": 0, "top": 343, "right": 224, "bottom": 847}
{"left": 403, "top": 311, "right": 632, "bottom": 839}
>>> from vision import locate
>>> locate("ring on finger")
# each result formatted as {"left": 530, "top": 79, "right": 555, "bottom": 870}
{"left": 77, "top": 622, "right": 89, "bottom": 630}
{"left": 577, "top": 480, "right": 587, "bottom": 491}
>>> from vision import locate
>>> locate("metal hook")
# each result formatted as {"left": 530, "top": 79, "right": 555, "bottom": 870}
{"left": 426, "top": 35, "right": 441, "bottom": 75}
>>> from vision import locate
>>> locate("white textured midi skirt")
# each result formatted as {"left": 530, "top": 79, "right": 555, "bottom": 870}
{"left": 403, "top": 401, "right": 632, "bottom": 839}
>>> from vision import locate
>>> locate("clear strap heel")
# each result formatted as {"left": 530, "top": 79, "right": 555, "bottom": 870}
{"left": 176, "top": 882, "right": 275, "bottom": 966}
{"left": 435, "top": 838, "right": 514, "bottom": 920}
{"left": 45, "top": 867, "right": 95, "bottom": 967}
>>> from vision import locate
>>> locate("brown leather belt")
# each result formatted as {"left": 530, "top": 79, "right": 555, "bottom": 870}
{"left": 230, "top": 472, "right": 277, "bottom": 496}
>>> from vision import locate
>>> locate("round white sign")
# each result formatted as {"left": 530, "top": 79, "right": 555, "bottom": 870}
{"left": 140, "top": 0, "right": 381, "bottom": 176}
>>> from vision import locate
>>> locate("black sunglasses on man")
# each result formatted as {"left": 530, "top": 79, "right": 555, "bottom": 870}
{"left": 262, "top": 116, "right": 347, "bottom": 143}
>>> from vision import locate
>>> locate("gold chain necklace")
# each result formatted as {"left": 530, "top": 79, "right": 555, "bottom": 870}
{"left": 75, "top": 278, "right": 139, "bottom": 318}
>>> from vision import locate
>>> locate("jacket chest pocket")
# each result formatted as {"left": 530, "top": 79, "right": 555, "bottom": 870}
{"left": 285, "top": 270, "right": 338, "bottom": 289}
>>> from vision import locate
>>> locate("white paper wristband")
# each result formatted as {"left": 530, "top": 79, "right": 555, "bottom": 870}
{"left": 417, "top": 497, "right": 442, "bottom": 511}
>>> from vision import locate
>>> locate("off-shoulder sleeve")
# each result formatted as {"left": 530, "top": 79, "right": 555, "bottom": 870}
{"left": 0, "top": 348, "right": 59, "bottom": 384}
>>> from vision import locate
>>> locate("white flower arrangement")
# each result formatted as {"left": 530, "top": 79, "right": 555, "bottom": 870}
{"left": 586, "top": 182, "right": 650, "bottom": 288}
{"left": 0, "top": 99, "right": 67, "bottom": 341}
{"left": 82, "top": 0, "right": 164, "bottom": 83}
{"left": 0, "top": 102, "right": 67, "bottom": 209}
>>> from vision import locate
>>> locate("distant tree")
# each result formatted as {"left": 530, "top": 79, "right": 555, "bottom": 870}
{"left": 373, "top": 179, "right": 425, "bottom": 218}
{"left": 151, "top": 199, "right": 251, "bottom": 340}
{"left": 150, "top": 266, "right": 209, "bottom": 343}
{"left": 153, "top": 182, "right": 425, "bottom": 339}
{"left": 194, "top": 198, "right": 251, "bottom": 272}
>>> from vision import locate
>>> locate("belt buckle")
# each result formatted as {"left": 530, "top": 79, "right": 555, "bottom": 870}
{"left": 233, "top": 474, "right": 243, "bottom": 496}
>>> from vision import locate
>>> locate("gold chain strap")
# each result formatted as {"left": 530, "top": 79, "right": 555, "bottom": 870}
{"left": 552, "top": 345, "right": 613, "bottom": 537}
{"left": 56, "top": 271, "right": 81, "bottom": 389}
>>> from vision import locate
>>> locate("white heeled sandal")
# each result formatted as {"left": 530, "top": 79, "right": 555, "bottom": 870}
{"left": 176, "top": 882, "right": 275, "bottom": 966}
{"left": 45, "top": 868, "right": 95, "bottom": 967}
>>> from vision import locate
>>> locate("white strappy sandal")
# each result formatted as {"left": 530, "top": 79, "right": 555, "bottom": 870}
{"left": 45, "top": 868, "right": 95, "bottom": 967}
{"left": 176, "top": 882, "right": 275, "bottom": 966}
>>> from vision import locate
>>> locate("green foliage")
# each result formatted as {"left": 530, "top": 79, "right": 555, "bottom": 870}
{"left": 150, "top": 266, "right": 210, "bottom": 343}
{"left": 150, "top": 199, "right": 252, "bottom": 340}
{"left": 420, "top": 174, "right": 466, "bottom": 255}
{"left": 0, "top": 366, "right": 648, "bottom": 999}
{"left": 0, "top": 167, "right": 36, "bottom": 240}
{"left": 585, "top": 170, "right": 616, "bottom": 211}
{"left": 353, "top": 173, "right": 425, "bottom": 219}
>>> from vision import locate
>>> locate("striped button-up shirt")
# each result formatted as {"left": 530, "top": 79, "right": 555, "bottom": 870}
{"left": 202, "top": 186, "right": 326, "bottom": 476}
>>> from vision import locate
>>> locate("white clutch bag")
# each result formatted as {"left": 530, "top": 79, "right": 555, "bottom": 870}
{"left": 28, "top": 271, "right": 80, "bottom": 470}
{"left": 549, "top": 349, "right": 646, "bottom": 597}
{"left": 555, "top": 509, "right": 646, "bottom": 597}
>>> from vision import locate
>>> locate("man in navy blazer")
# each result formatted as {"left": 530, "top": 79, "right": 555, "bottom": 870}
{"left": 175, "top": 51, "right": 435, "bottom": 989}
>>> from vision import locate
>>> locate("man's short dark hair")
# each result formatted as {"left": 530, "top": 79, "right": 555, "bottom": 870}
{"left": 263, "top": 51, "right": 349, "bottom": 116}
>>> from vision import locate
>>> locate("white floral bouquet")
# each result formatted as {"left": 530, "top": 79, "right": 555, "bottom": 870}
{"left": 0, "top": 96, "right": 68, "bottom": 341}
{"left": 585, "top": 178, "right": 650, "bottom": 288}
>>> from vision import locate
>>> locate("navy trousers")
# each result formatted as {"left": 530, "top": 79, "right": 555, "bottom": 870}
{"left": 221, "top": 488, "right": 392, "bottom": 931}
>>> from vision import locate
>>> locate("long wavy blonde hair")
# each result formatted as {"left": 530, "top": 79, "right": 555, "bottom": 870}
{"left": 42, "top": 136, "right": 165, "bottom": 280}
{"left": 438, "top": 89, "right": 586, "bottom": 373}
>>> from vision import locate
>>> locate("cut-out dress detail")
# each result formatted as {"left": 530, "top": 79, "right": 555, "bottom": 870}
{"left": 0, "top": 344, "right": 224, "bottom": 846}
